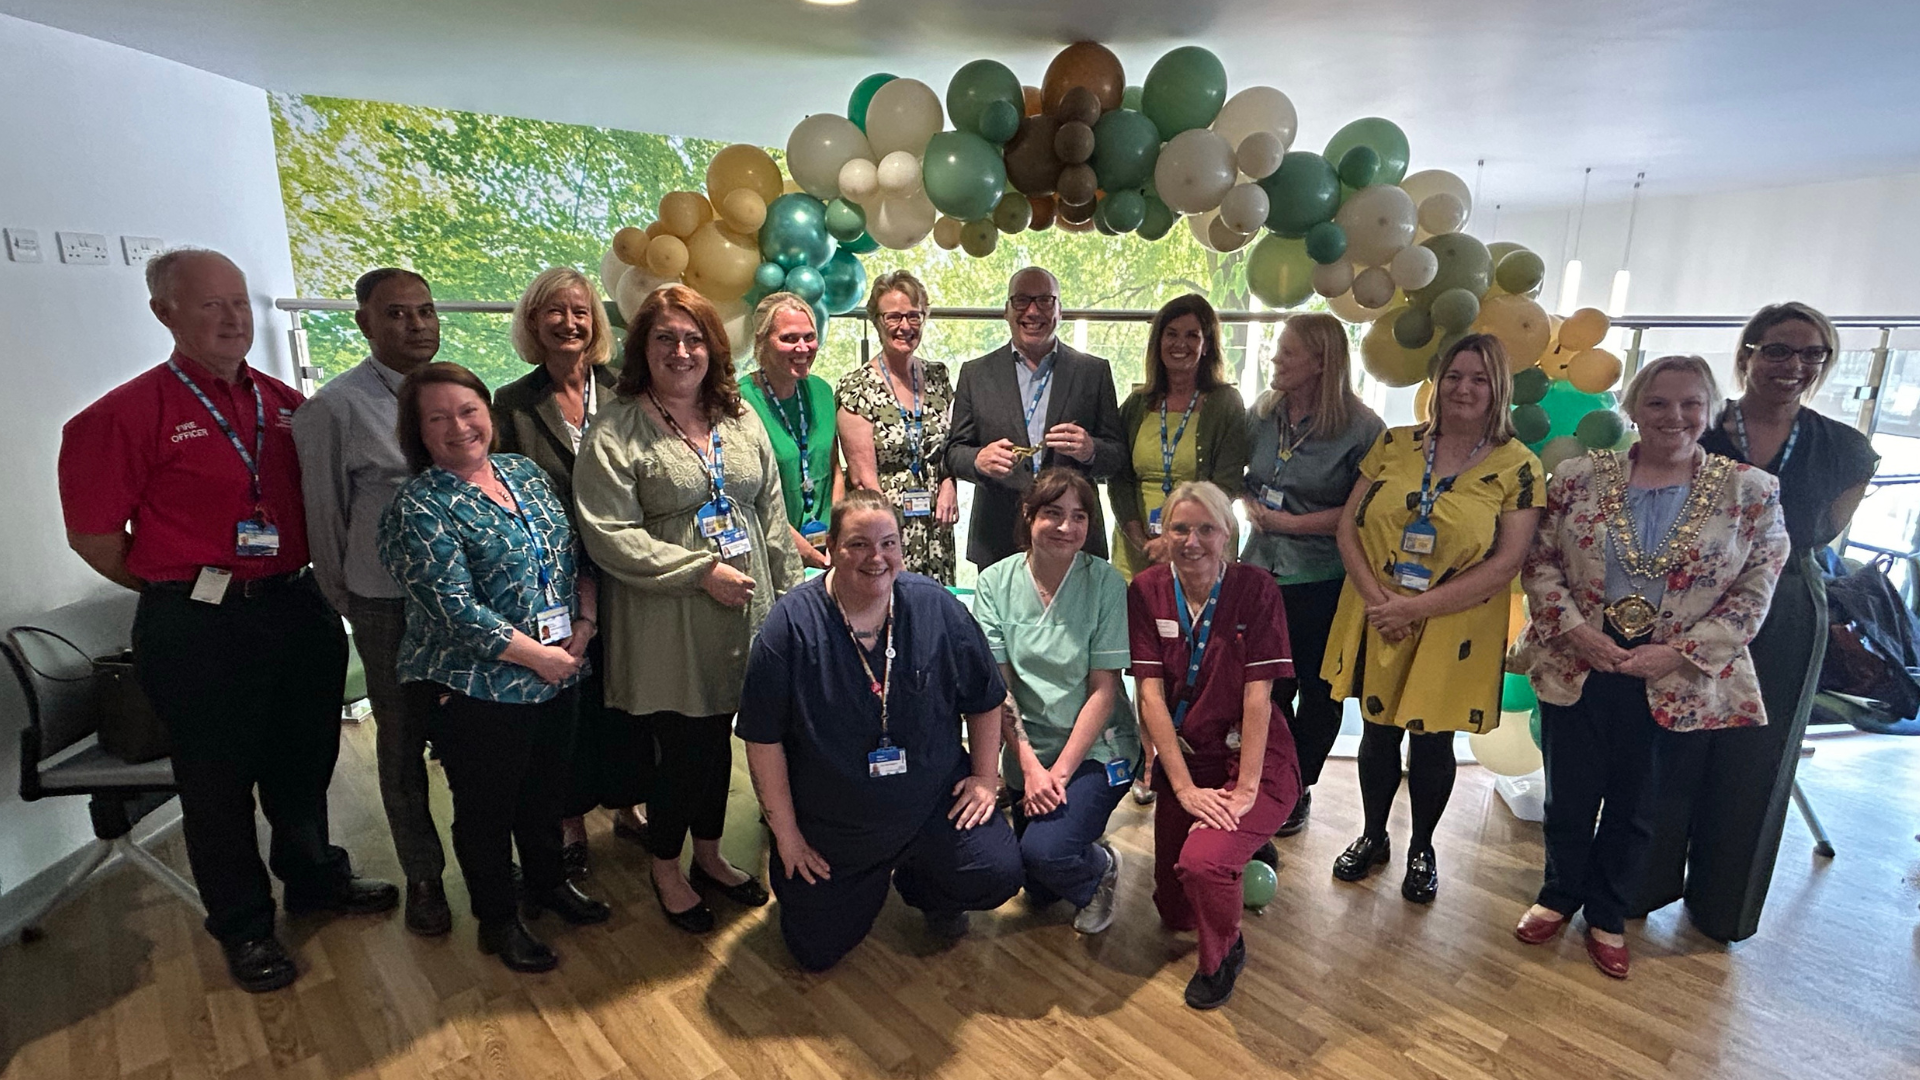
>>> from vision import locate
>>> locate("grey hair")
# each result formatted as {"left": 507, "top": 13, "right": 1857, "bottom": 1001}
{"left": 145, "top": 247, "right": 237, "bottom": 306}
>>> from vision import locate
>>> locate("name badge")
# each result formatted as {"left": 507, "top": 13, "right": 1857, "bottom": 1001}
{"left": 868, "top": 744, "right": 908, "bottom": 777}
{"left": 718, "top": 527, "right": 753, "bottom": 559}
{"left": 535, "top": 605, "right": 571, "bottom": 645}
{"left": 236, "top": 518, "right": 280, "bottom": 557}
{"left": 190, "top": 566, "right": 232, "bottom": 604}
{"left": 1395, "top": 561, "right": 1434, "bottom": 592}
{"left": 1155, "top": 618, "right": 1180, "bottom": 639}
{"left": 801, "top": 519, "right": 829, "bottom": 539}
{"left": 1224, "top": 728, "right": 1242, "bottom": 750}
{"left": 1104, "top": 757, "right": 1134, "bottom": 787}
{"left": 696, "top": 499, "right": 733, "bottom": 539}
{"left": 1146, "top": 507, "right": 1163, "bottom": 537}
{"left": 1258, "top": 484, "right": 1284, "bottom": 511}
{"left": 1400, "top": 517, "right": 1437, "bottom": 556}
{"left": 902, "top": 489, "right": 933, "bottom": 518}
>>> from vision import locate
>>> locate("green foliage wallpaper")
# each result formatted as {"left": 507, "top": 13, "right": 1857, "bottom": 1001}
{"left": 270, "top": 93, "right": 1275, "bottom": 394}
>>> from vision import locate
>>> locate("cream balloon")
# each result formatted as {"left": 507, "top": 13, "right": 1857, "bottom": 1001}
{"left": 876, "top": 150, "right": 922, "bottom": 198}
{"left": 786, "top": 112, "right": 874, "bottom": 200}
{"left": 837, "top": 157, "right": 880, "bottom": 206}
{"left": 932, "top": 215, "right": 964, "bottom": 251}
{"left": 1389, "top": 244, "right": 1441, "bottom": 291}
{"left": 1186, "top": 209, "right": 1220, "bottom": 252}
{"left": 1209, "top": 215, "right": 1254, "bottom": 252}
{"left": 863, "top": 77, "right": 944, "bottom": 158}
{"left": 867, "top": 189, "right": 937, "bottom": 250}
{"left": 614, "top": 265, "right": 668, "bottom": 323}
{"left": 1351, "top": 266, "right": 1398, "bottom": 309}
{"left": 599, "top": 247, "right": 627, "bottom": 299}
{"left": 1154, "top": 129, "right": 1238, "bottom": 214}
{"left": 1326, "top": 288, "right": 1384, "bottom": 324}
{"left": 1235, "top": 130, "right": 1285, "bottom": 180}
{"left": 1217, "top": 182, "right": 1271, "bottom": 235}
{"left": 1399, "top": 169, "right": 1473, "bottom": 223}
{"left": 715, "top": 297, "right": 751, "bottom": 354}
{"left": 1335, "top": 184, "right": 1418, "bottom": 267}
{"left": 1468, "top": 711, "right": 1542, "bottom": 777}
{"left": 1312, "top": 260, "right": 1355, "bottom": 298}
{"left": 1210, "top": 85, "right": 1299, "bottom": 151}
{"left": 1418, "top": 193, "right": 1468, "bottom": 235}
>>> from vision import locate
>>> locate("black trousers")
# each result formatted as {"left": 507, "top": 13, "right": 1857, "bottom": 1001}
{"left": 133, "top": 574, "right": 351, "bottom": 945}
{"left": 638, "top": 711, "right": 733, "bottom": 861}
{"left": 561, "top": 640, "right": 655, "bottom": 817}
{"left": 417, "top": 684, "right": 578, "bottom": 922}
{"left": 1538, "top": 669, "right": 1661, "bottom": 934}
{"left": 1276, "top": 577, "right": 1345, "bottom": 788}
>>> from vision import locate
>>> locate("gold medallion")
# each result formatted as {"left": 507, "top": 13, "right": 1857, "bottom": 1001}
{"left": 1604, "top": 594, "right": 1658, "bottom": 640}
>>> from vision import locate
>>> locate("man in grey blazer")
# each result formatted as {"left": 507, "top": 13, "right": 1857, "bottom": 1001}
{"left": 944, "top": 267, "right": 1125, "bottom": 570}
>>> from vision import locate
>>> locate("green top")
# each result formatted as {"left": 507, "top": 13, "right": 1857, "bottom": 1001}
{"left": 972, "top": 550, "right": 1139, "bottom": 788}
{"left": 739, "top": 371, "right": 837, "bottom": 535}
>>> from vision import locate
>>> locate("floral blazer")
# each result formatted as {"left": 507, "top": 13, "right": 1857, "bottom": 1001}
{"left": 1508, "top": 449, "right": 1788, "bottom": 731}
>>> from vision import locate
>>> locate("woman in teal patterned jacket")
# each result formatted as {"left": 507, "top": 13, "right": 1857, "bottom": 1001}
{"left": 377, "top": 362, "right": 612, "bottom": 974}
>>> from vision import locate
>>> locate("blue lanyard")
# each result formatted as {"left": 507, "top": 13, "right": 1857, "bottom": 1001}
{"left": 760, "top": 373, "right": 816, "bottom": 515}
{"left": 169, "top": 359, "right": 266, "bottom": 506}
{"left": 1021, "top": 357, "right": 1056, "bottom": 475}
{"left": 1169, "top": 568, "right": 1223, "bottom": 729}
{"left": 495, "top": 463, "right": 555, "bottom": 603}
{"left": 649, "top": 390, "right": 726, "bottom": 504}
{"left": 1731, "top": 403, "right": 1799, "bottom": 471}
{"left": 878, "top": 359, "right": 927, "bottom": 485}
{"left": 1159, "top": 394, "right": 1197, "bottom": 497}
{"left": 1417, "top": 428, "right": 1486, "bottom": 521}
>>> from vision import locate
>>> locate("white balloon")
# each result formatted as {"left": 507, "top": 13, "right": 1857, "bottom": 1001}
{"left": 599, "top": 247, "right": 626, "bottom": 300}
{"left": 786, "top": 112, "right": 873, "bottom": 200}
{"left": 876, "top": 150, "right": 922, "bottom": 198}
{"left": 1154, "top": 129, "right": 1238, "bottom": 214}
{"left": 867, "top": 189, "right": 937, "bottom": 249}
{"left": 615, "top": 265, "right": 670, "bottom": 323}
{"left": 1334, "top": 185, "right": 1418, "bottom": 267}
{"left": 1468, "top": 711, "right": 1543, "bottom": 777}
{"left": 1400, "top": 169, "right": 1472, "bottom": 222}
{"left": 1217, "top": 182, "right": 1271, "bottom": 235}
{"left": 838, "top": 158, "right": 880, "bottom": 205}
{"left": 1313, "top": 260, "right": 1355, "bottom": 298}
{"left": 1351, "top": 266, "right": 1397, "bottom": 309}
{"left": 1235, "top": 131, "right": 1285, "bottom": 180}
{"left": 862, "top": 78, "right": 944, "bottom": 158}
{"left": 1210, "top": 86, "right": 1299, "bottom": 151}
{"left": 1389, "top": 244, "right": 1441, "bottom": 291}
{"left": 1418, "top": 192, "right": 1468, "bottom": 235}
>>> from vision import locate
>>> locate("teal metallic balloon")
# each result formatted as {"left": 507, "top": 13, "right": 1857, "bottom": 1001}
{"left": 1122, "top": 84, "right": 1144, "bottom": 111}
{"left": 979, "top": 99, "right": 1022, "bottom": 144}
{"left": 1242, "top": 859, "right": 1278, "bottom": 909}
{"left": 1324, "top": 117, "right": 1411, "bottom": 186}
{"left": 812, "top": 300, "right": 833, "bottom": 347}
{"left": 1098, "top": 189, "right": 1147, "bottom": 233}
{"left": 848, "top": 73, "right": 896, "bottom": 132}
{"left": 841, "top": 231, "right": 879, "bottom": 255}
{"left": 1338, "top": 145, "right": 1382, "bottom": 189}
{"left": 1511, "top": 403, "right": 1551, "bottom": 445}
{"left": 760, "top": 193, "right": 835, "bottom": 270}
{"left": 1258, "top": 151, "right": 1342, "bottom": 238}
{"left": 824, "top": 198, "right": 867, "bottom": 243}
{"left": 947, "top": 59, "right": 1024, "bottom": 139}
{"left": 1512, "top": 366, "right": 1551, "bottom": 405}
{"left": 1305, "top": 220, "right": 1348, "bottom": 265}
{"left": 921, "top": 130, "right": 1008, "bottom": 222}
{"left": 1137, "top": 193, "right": 1176, "bottom": 240}
{"left": 1090, "top": 109, "right": 1161, "bottom": 192}
{"left": 820, "top": 248, "right": 867, "bottom": 314}
{"left": 1141, "top": 45, "right": 1228, "bottom": 140}
{"left": 752, "top": 261, "right": 788, "bottom": 294}
{"left": 782, "top": 264, "right": 826, "bottom": 305}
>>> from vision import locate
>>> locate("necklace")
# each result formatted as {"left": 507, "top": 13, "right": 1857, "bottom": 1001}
{"left": 1591, "top": 448, "right": 1733, "bottom": 639}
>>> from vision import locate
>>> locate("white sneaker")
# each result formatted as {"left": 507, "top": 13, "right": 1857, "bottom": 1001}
{"left": 1073, "top": 840, "right": 1121, "bottom": 934}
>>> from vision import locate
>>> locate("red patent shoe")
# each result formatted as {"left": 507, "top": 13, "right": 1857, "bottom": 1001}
{"left": 1585, "top": 930, "right": 1630, "bottom": 979}
{"left": 1514, "top": 908, "right": 1568, "bottom": 945}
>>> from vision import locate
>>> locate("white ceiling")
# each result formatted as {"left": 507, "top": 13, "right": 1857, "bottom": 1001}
{"left": 7, "top": 0, "right": 1918, "bottom": 210}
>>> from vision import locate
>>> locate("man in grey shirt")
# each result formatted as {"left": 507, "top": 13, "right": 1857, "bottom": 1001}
{"left": 292, "top": 268, "right": 450, "bottom": 936}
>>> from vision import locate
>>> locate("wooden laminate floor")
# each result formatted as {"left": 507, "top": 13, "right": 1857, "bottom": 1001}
{"left": 3, "top": 726, "right": 1918, "bottom": 1080}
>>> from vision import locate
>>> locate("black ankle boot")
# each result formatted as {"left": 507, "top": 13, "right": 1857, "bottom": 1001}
{"left": 477, "top": 917, "right": 557, "bottom": 973}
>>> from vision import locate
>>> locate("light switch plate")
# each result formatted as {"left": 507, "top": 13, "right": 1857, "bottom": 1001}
{"left": 121, "top": 235, "right": 165, "bottom": 266}
{"left": 4, "top": 228, "right": 42, "bottom": 263}
{"left": 56, "top": 231, "right": 111, "bottom": 265}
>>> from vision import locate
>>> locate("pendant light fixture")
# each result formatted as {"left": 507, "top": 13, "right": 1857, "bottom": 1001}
{"left": 1609, "top": 172, "right": 1645, "bottom": 316}
{"left": 1556, "top": 167, "right": 1592, "bottom": 316}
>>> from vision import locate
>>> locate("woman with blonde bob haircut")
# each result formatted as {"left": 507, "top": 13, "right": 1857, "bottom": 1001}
{"left": 1241, "top": 312, "right": 1385, "bottom": 836}
{"left": 740, "top": 292, "right": 841, "bottom": 569}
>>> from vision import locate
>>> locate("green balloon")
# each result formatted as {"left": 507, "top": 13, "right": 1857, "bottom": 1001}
{"left": 1502, "top": 672, "right": 1539, "bottom": 713}
{"left": 1536, "top": 380, "right": 1618, "bottom": 451}
{"left": 1511, "top": 403, "right": 1551, "bottom": 445}
{"left": 1090, "top": 109, "right": 1161, "bottom": 191}
{"left": 1338, "top": 145, "right": 1382, "bottom": 189}
{"left": 1394, "top": 306, "right": 1435, "bottom": 349}
{"left": 841, "top": 231, "right": 879, "bottom": 255}
{"left": 921, "top": 130, "right": 1008, "bottom": 221}
{"left": 782, "top": 264, "right": 826, "bottom": 305}
{"left": 1141, "top": 46, "right": 1228, "bottom": 140}
{"left": 752, "top": 261, "right": 787, "bottom": 294}
{"left": 1324, "top": 117, "right": 1410, "bottom": 186}
{"left": 760, "top": 193, "right": 834, "bottom": 270}
{"left": 1242, "top": 859, "right": 1278, "bottom": 909}
{"left": 824, "top": 198, "right": 867, "bottom": 243}
{"left": 1512, "top": 367, "right": 1551, "bottom": 405}
{"left": 1487, "top": 241, "right": 1526, "bottom": 265}
{"left": 1246, "top": 234, "right": 1317, "bottom": 309}
{"left": 1093, "top": 212, "right": 1118, "bottom": 236}
{"left": 1138, "top": 193, "right": 1176, "bottom": 240}
{"left": 1576, "top": 409, "right": 1627, "bottom": 449}
{"left": 991, "top": 192, "right": 1031, "bottom": 234}
{"left": 1305, "top": 220, "right": 1348, "bottom": 265}
{"left": 1098, "top": 189, "right": 1147, "bottom": 233}
{"left": 820, "top": 248, "right": 866, "bottom": 314}
{"left": 848, "top": 73, "right": 896, "bottom": 131}
{"left": 1538, "top": 434, "right": 1587, "bottom": 473}
{"left": 1407, "top": 233, "right": 1494, "bottom": 307}
{"left": 1495, "top": 249, "right": 1547, "bottom": 295}
{"left": 1257, "top": 151, "right": 1342, "bottom": 238}
{"left": 812, "top": 299, "right": 833, "bottom": 345}
{"left": 1431, "top": 287, "right": 1481, "bottom": 331}
{"left": 1122, "top": 84, "right": 1144, "bottom": 111}
{"left": 947, "top": 59, "right": 1023, "bottom": 138}
{"left": 979, "top": 99, "right": 1022, "bottom": 144}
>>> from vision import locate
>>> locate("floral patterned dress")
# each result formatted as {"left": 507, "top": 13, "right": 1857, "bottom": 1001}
{"left": 835, "top": 358, "right": 955, "bottom": 584}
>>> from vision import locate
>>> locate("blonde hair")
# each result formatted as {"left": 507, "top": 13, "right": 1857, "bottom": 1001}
{"left": 1623, "top": 354, "right": 1721, "bottom": 417}
{"left": 1161, "top": 481, "right": 1240, "bottom": 558}
{"left": 512, "top": 267, "right": 613, "bottom": 368}
{"left": 1431, "top": 333, "right": 1516, "bottom": 444}
{"left": 1253, "top": 312, "right": 1358, "bottom": 441}
{"left": 751, "top": 291, "right": 816, "bottom": 369}
{"left": 864, "top": 270, "right": 930, "bottom": 327}
{"left": 1733, "top": 301, "right": 1841, "bottom": 400}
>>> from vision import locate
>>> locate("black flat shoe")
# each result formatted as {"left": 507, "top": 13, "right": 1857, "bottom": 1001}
{"left": 1183, "top": 934, "right": 1246, "bottom": 1010}
{"left": 521, "top": 882, "right": 612, "bottom": 925}
{"left": 285, "top": 877, "right": 401, "bottom": 917}
{"left": 650, "top": 874, "right": 715, "bottom": 933}
{"left": 404, "top": 879, "right": 453, "bottom": 937}
{"left": 222, "top": 935, "right": 299, "bottom": 993}
{"left": 562, "top": 840, "right": 590, "bottom": 881}
{"left": 1332, "top": 834, "right": 1391, "bottom": 882}
{"left": 478, "top": 917, "right": 557, "bottom": 973}
{"left": 1276, "top": 789, "right": 1312, "bottom": 837}
{"left": 1401, "top": 848, "right": 1438, "bottom": 904}
{"left": 689, "top": 861, "right": 770, "bottom": 907}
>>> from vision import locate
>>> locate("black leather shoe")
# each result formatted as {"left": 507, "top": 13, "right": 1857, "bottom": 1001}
{"left": 1332, "top": 834, "right": 1391, "bottom": 882}
{"left": 477, "top": 917, "right": 557, "bottom": 973}
{"left": 521, "top": 882, "right": 611, "bottom": 925}
{"left": 650, "top": 875, "right": 715, "bottom": 933}
{"left": 285, "top": 877, "right": 401, "bottom": 917}
{"left": 562, "top": 841, "right": 590, "bottom": 882}
{"left": 223, "top": 935, "right": 299, "bottom": 993}
{"left": 1183, "top": 934, "right": 1246, "bottom": 1010}
{"left": 689, "top": 862, "right": 771, "bottom": 907}
{"left": 1276, "top": 788, "right": 1312, "bottom": 837}
{"left": 1401, "top": 848, "right": 1439, "bottom": 904}
{"left": 404, "top": 879, "right": 453, "bottom": 937}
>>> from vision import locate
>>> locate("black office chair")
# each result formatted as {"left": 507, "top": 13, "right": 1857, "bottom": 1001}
{"left": 3, "top": 593, "right": 203, "bottom": 944}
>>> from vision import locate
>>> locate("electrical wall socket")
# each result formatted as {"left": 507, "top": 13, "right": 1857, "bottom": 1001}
{"left": 121, "top": 235, "right": 165, "bottom": 266}
{"left": 56, "top": 231, "right": 111, "bottom": 265}
{"left": 4, "top": 228, "right": 42, "bottom": 263}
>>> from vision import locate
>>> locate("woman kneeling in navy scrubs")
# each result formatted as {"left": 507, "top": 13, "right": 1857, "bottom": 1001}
{"left": 738, "top": 489, "right": 1023, "bottom": 971}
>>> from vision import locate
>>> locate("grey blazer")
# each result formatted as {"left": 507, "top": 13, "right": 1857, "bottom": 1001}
{"left": 943, "top": 342, "right": 1124, "bottom": 569}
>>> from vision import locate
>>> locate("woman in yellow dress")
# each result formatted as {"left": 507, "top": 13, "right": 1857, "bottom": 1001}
{"left": 1322, "top": 333, "right": 1542, "bottom": 904}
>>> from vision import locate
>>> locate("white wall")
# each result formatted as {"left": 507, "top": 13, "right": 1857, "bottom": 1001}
{"left": 0, "top": 13, "right": 297, "bottom": 890}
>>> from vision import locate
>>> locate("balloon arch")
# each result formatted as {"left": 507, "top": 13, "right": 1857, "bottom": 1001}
{"left": 598, "top": 40, "right": 1628, "bottom": 459}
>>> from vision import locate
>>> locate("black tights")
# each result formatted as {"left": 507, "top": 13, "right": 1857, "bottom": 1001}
{"left": 1356, "top": 722, "right": 1457, "bottom": 855}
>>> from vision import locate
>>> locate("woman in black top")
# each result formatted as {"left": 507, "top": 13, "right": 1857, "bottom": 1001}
{"left": 1634, "top": 301, "right": 1878, "bottom": 942}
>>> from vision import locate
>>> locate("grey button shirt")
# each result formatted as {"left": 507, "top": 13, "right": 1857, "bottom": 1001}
{"left": 292, "top": 356, "right": 411, "bottom": 611}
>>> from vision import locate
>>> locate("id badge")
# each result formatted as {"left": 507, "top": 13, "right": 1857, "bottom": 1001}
{"left": 1259, "top": 485, "right": 1284, "bottom": 511}
{"left": 534, "top": 605, "right": 571, "bottom": 645}
{"left": 801, "top": 519, "right": 829, "bottom": 540}
{"left": 1224, "top": 728, "right": 1242, "bottom": 751}
{"left": 190, "top": 566, "right": 232, "bottom": 604}
{"left": 718, "top": 527, "right": 753, "bottom": 559}
{"left": 1104, "top": 757, "right": 1134, "bottom": 787}
{"left": 1395, "top": 561, "right": 1434, "bottom": 592}
{"left": 868, "top": 744, "right": 908, "bottom": 777}
{"left": 236, "top": 518, "right": 280, "bottom": 557}
{"left": 1147, "top": 507, "right": 1163, "bottom": 537}
{"left": 1400, "top": 518, "right": 1437, "bottom": 556}
{"left": 696, "top": 500, "right": 733, "bottom": 539}
{"left": 902, "top": 489, "right": 933, "bottom": 518}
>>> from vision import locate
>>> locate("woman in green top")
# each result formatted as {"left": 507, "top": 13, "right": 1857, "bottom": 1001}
{"left": 1111, "top": 294, "right": 1250, "bottom": 581}
{"left": 973, "top": 468, "right": 1138, "bottom": 935}
{"left": 738, "top": 292, "right": 841, "bottom": 570}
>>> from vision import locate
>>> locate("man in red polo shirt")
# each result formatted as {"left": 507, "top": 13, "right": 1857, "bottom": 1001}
{"left": 58, "top": 248, "right": 398, "bottom": 993}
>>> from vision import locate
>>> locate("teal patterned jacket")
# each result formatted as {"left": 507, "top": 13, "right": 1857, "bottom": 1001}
{"left": 378, "top": 454, "right": 582, "bottom": 703}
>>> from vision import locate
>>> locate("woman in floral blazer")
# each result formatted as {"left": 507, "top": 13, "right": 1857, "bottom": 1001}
{"left": 1507, "top": 355, "right": 1787, "bottom": 979}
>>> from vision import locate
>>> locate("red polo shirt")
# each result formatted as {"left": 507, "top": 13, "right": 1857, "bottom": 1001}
{"left": 59, "top": 353, "right": 311, "bottom": 583}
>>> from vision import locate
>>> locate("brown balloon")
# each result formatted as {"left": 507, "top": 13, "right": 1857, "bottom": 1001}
{"left": 1029, "top": 194, "right": 1056, "bottom": 231}
{"left": 1054, "top": 85, "right": 1103, "bottom": 129}
{"left": 1004, "top": 115, "right": 1062, "bottom": 195}
{"left": 1053, "top": 121, "right": 1095, "bottom": 166}
{"left": 1022, "top": 85, "right": 1044, "bottom": 117}
{"left": 1057, "top": 210, "right": 1096, "bottom": 233}
{"left": 1042, "top": 41, "right": 1125, "bottom": 116}
{"left": 1057, "top": 194, "right": 1097, "bottom": 225}
{"left": 1056, "top": 164, "right": 1098, "bottom": 207}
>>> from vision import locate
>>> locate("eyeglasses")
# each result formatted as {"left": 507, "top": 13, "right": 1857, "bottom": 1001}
{"left": 879, "top": 311, "right": 925, "bottom": 328}
{"left": 1747, "top": 342, "right": 1833, "bottom": 366}
{"left": 1009, "top": 294, "right": 1059, "bottom": 312}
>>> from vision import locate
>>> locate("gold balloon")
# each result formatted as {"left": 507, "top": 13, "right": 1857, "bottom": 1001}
{"left": 645, "top": 234, "right": 689, "bottom": 279}
{"left": 1567, "top": 348, "right": 1625, "bottom": 394}
{"left": 705, "top": 144, "right": 785, "bottom": 206}
{"left": 645, "top": 219, "right": 674, "bottom": 240}
{"left": 681, "top": 221, "right": 757, "bottom": 303}
{"left": 1559, "top": 306, "right": 1611, "bottom": 352}
{"left": 658, "top": 192, "right": 713, "bottom": 239}
{"left": 612, "top": 226, "right": 649, "bottom": 266}
{"left": 1360, "top": 304, "right": 1432, "bottom": 387}
{"left": 932, "top": 215, "right": 964, "bottom": 250}
{"left": 1472, "top": 294, "right": 1552, "bottom": 371}
{"left": 720, "top": 189, "right": 768, "bottom": 234}
{"left": 1541, "top": 346, "right": 1575, "bottom": 380}
{"left": 1413, "top": 378, "right": 1435, "bottom": 421}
